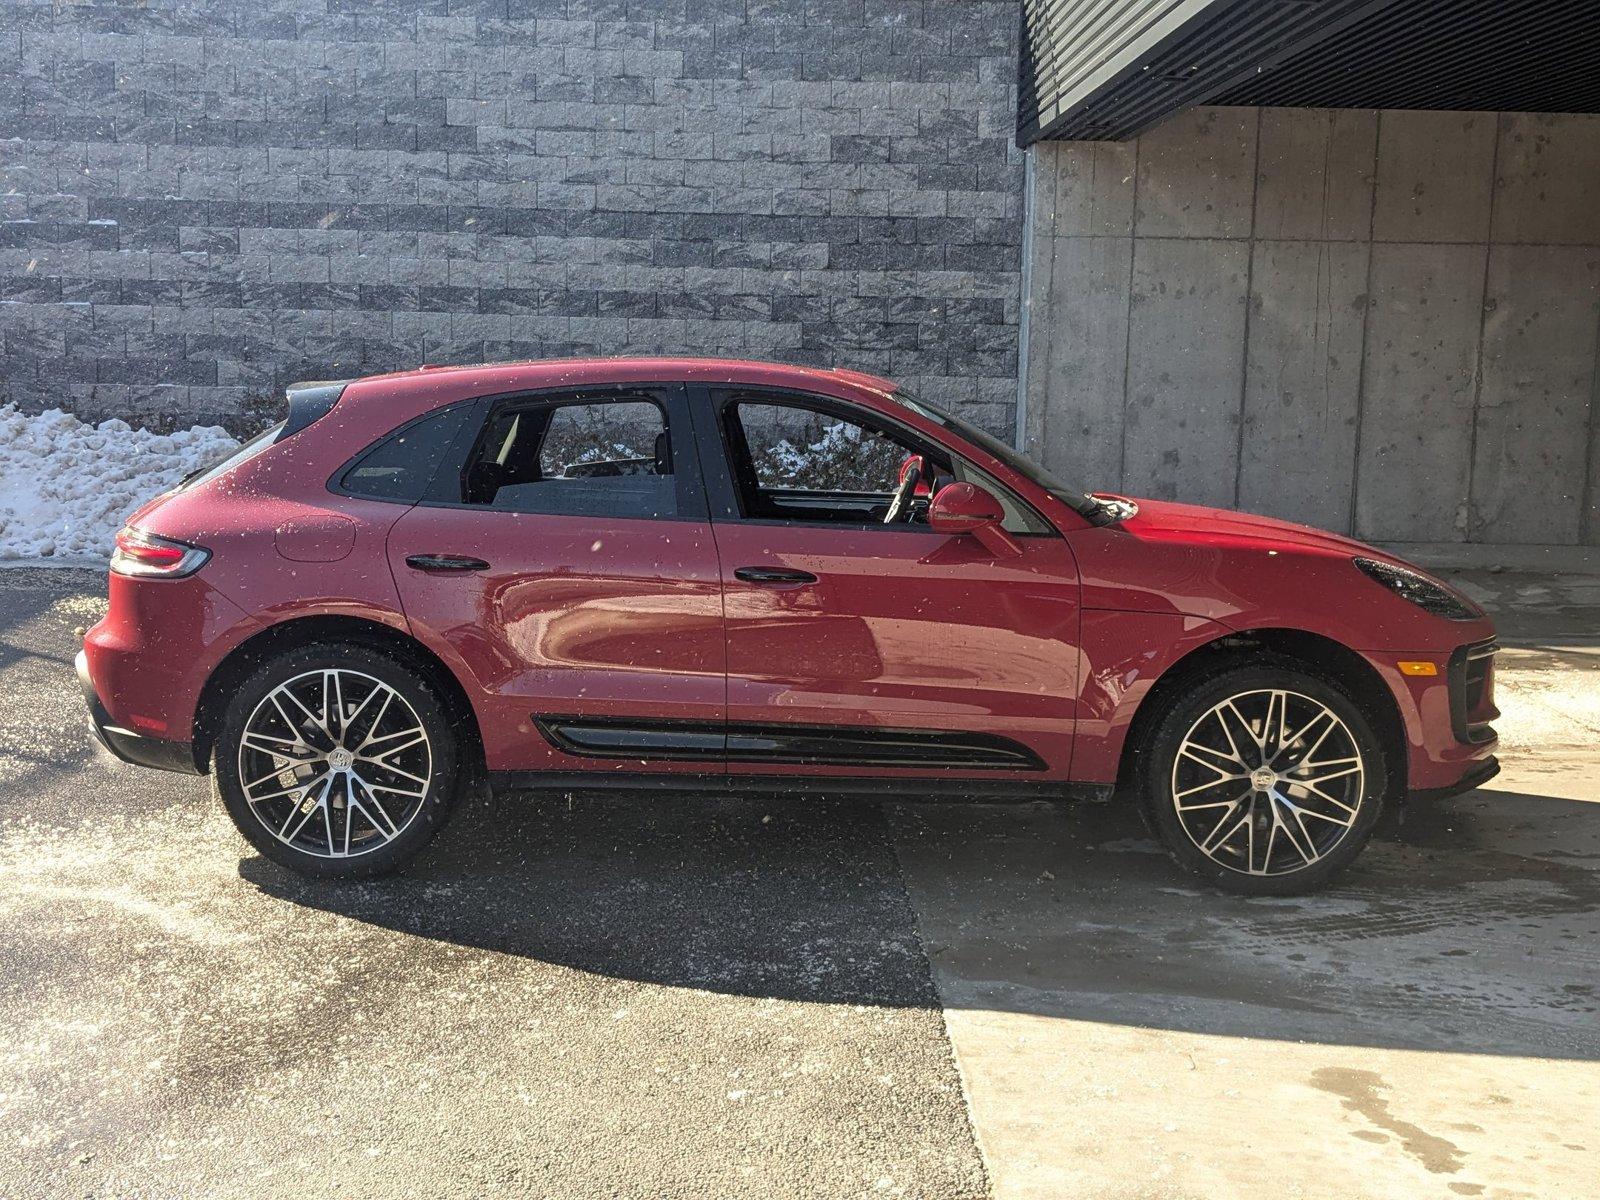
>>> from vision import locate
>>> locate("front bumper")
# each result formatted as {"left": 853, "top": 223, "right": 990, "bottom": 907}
{"left": 76, "top": 648, "right": 201, "bottom": 775}
{"left": 1364, "top": 637, "right": 1499, "bottom": 793}
{"left": 1411, "top": 755, "right": 1499, "bottom": 802}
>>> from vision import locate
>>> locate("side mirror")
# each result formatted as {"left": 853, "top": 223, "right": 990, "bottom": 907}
{"left": 928, "top": 483, "right": 1021, "bottom": 557}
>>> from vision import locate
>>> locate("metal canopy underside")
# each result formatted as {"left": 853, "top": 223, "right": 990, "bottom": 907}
{"left": 1019, "top": 0, "right": 1600, "bottom": 144}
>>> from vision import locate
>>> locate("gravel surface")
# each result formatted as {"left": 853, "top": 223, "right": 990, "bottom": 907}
{"left": 0, "top": 569, "right": 986, "bottom": 1200}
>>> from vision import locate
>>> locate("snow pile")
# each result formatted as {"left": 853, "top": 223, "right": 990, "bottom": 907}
{"left": 0, "top": 406, "right": 240, "bottom": 562}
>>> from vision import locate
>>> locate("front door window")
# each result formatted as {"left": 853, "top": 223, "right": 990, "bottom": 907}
{"left": 718, "top": 394, "right": 1047, "bottom": 534}
{"left": 722, "top": 398, "right": 947, "bottom": 527}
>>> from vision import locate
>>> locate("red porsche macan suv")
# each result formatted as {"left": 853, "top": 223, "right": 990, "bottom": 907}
{"left": 78, "top": 358, "right": 1500, "bottom": 894}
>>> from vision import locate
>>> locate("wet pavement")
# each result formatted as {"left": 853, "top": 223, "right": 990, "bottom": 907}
{"left": 2, "top": 566, "right": 1597, "bottom": 1198}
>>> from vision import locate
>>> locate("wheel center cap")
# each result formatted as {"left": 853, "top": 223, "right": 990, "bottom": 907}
{"left": 328, "top": 747, "right": 354, "bottom": 771}
{"left": 1250, "top": 767, "right": 1278, "bottom": 791}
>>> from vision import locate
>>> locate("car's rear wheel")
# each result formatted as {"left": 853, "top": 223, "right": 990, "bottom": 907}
{"left": 212, "top": 644, "right": 460, "bottom": 878}
{"left": 1138, "top": 660, "right": 1388, "bottom": 895}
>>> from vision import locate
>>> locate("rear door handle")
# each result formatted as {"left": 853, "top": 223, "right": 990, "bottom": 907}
{"left": 406, "top": 554, "right": 490, "bottom": 573}
{"left": 734, "top": 566, "right": 817, "bottom": 585}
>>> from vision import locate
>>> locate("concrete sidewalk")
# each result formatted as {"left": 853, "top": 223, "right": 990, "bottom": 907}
{"left": 892, "top": 569, "right": 1600, "bottom": 1199}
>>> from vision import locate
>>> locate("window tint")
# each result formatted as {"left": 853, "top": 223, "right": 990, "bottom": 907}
{"left": 458, "top": 399, "right": 676, "bottom": 519}
{"left": 736, "top": 403, "right": 908, "bottom": 493}
{"left": 341, "top": 405, "right": 471, "bottom": 502}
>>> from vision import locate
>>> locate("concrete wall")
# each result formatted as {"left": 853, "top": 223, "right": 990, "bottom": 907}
{"left": 0, "top": 0, "right": 1024, "bottom": 434}
{"left": 1022, "top": 106, "right": 1600, "bottom": 547}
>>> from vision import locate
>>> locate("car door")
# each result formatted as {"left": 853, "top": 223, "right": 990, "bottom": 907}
{"left": 383, "top": 383, "right": 727, "bottom": 778}
{"left": 689, "top": 385, "right": 1082, "bottom": 783}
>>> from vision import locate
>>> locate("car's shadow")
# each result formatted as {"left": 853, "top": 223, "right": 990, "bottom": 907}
{"left": 241, "top": 787, "right": 948, "bottom": 1009}
{"left": 240, "top": 778, "right": 1600, "bottom": 1063}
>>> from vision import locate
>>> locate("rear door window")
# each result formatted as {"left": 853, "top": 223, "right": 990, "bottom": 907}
{"left": 448, "top": 396, "right": 682, "bottom": 520}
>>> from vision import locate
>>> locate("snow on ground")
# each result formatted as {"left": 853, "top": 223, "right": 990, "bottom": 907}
{"left": 0, "top": 406, "right": 239, "bottom": 562}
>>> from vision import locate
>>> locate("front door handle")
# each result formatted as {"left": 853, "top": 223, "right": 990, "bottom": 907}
{"left": 406, "top": 553, "right": 491, "bottom": 573}
{"left": 734, "top": 566, "right": 817, "bottom": 585}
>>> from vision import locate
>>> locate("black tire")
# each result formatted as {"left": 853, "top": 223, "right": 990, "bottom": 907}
{"left": 1136, "top": 657, "right": 1389, "bottom": 896}
{"left": 212, "top": 643, "right": 461, "bottom": 879}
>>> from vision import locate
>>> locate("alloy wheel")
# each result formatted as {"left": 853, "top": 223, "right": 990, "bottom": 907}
{"left": 236, "top": 669, "right": 433, "bottom": 860}
{"left": 1169, "top": 688, "right": 1365, "bottom": 877}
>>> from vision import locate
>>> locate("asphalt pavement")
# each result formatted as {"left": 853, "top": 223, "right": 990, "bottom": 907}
{"left": 0, "top": 568, "right": 984, "bottom": 1199}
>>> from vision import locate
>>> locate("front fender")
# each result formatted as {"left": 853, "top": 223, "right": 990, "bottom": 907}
{"left": 1071, "top": 610, "right": 1236, "bottom": 784}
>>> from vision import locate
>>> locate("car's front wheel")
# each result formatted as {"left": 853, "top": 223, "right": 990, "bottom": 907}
{"left": 1138, "top": 660, "right": 1388, "bottom": 895}
{"left": 212, "top": 643, "right": 461, "bottom": 878}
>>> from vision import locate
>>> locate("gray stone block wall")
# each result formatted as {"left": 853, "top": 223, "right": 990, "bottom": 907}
{"left": 0, "top": 0, "right": 1024, "bottom": 434}
{"left": 1023, "top": 107, "right": 1600, "bottom": 547}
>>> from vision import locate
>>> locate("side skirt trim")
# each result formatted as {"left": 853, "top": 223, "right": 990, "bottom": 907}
{"left": 489, "top": 769, "right": 1111, "bottom": 803}
{"left": 535, "top": 715, "right": 1047, "bottom": 771}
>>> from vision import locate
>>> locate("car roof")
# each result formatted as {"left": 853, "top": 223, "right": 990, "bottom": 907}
{"left": 349, "top": 356, "right": 899, "bottom": 398}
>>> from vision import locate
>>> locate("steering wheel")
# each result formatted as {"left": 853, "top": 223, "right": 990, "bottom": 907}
{"left": 883, "top": 458, "right": 923, "bottom": 524}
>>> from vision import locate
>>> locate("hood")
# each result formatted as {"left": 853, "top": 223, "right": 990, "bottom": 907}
{"left": 1095, "top": 494, "right": 1379, "bottom": 561}
{"left": 1072, "top": 495, "right": 1494, "bottom": 649}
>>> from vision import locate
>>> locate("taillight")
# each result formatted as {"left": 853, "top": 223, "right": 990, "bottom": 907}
{"left": 110, "top": 527, "right": 210, "bottom": 579}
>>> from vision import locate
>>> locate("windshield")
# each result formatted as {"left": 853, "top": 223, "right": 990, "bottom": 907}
{"left": 894, "top": 393, "right": 1105, "bottom": 519}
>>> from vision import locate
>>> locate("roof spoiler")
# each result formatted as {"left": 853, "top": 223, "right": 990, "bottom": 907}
{"left": 283, "top": 380, "right": 351, "bottom": 439}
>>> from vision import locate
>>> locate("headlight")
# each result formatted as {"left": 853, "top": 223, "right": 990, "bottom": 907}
{"left": 1352, "top": 557, "right": 1481, "bottom": 621}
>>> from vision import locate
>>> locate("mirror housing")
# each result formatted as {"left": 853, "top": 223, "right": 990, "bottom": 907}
{"left": 929, "top": 482, "right": 1021, "bottom": 557}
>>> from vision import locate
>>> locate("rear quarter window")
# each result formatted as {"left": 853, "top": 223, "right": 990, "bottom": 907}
{"left": 338, "top": 405, "right": 475, "bottom": 503}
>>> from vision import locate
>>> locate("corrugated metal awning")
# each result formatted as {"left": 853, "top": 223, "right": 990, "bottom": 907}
{"left": 1019, "top": 0, "right": 1600, "bottom": 144}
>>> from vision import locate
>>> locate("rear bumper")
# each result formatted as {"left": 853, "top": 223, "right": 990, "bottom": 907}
{"left": 76, "top": 648, "right": 201, "bottom": 775}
